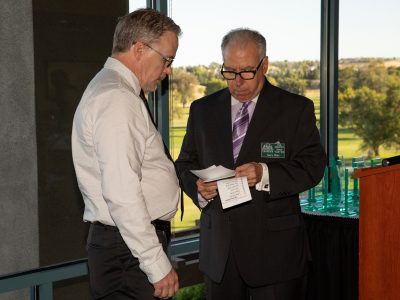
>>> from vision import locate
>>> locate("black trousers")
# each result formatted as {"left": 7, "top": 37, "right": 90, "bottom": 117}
{"left": 87, "top": 222, "right": 170, "bottom": 300}
{"left": 205, "top": 246, "right": 307, "bottom": 300}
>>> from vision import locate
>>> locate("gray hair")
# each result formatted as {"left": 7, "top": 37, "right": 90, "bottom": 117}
{"left": 221, "top": 28, "right": 266, "bottom": 60}
{"left": 112, "top": 8, "right": 182, "bottom": 54}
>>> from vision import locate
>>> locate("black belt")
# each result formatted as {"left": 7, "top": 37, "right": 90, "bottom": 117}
{"left": 92, "top": 220, "right": 171, "bottom": 249}
{"left": 152, "top": 220, "right": 171, "bottom": 247}
{"left": 92, "top": 220, "right": 170, "bottom": 232}
{"left": 151, "top": 219, "right": 171, "bottom": 232}
{"left": 91, "top": 221, "right": 119, "bottom": 231}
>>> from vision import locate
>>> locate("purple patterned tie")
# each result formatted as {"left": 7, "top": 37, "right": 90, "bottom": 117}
{"left": 232, "top": 101, "right": 251, "bottom": 163}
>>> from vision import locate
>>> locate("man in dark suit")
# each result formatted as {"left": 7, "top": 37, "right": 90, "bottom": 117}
{"left": 176, "top": 28, "right": 326, "bottom": 300}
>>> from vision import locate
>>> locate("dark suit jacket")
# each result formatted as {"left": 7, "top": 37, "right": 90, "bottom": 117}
{"left": 176, "top": 79, "right": 326, "bottom": 286}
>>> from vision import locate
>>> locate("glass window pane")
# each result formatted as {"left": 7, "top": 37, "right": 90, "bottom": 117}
{"left": 338, "top": 0, "right": 400, "bottom": 166}
{"left": 170, "top": 0, "right": 321, "bottom": 231}
{"left": 129, "top": 0, "right": 147, "bottom": 11}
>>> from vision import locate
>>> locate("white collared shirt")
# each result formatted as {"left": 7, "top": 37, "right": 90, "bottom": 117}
{"left": 72, "top": 57, "right": 180, "bottom": 283}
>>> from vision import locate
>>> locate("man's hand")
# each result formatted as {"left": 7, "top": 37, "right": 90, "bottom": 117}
{"left": 153, "top": 268, "right": 179, "bottom": 299}
{"left": 196, "top": 179, "right": 218, "bottom": 200}
{"left": 235, "top": 162, "right": 263, "bottom": 187}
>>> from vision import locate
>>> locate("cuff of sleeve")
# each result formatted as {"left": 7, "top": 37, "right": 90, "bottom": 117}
{"left": 255, "top": 163, "right": 270, "bottom": 192}
{"left": 198, "top": 192, "right": 209, "bottom": 208}
{"left": 141, "top": 250, "right": 172, "bottom": 283}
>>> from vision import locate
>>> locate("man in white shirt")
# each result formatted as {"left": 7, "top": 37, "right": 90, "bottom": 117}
{"left": 72, "top": 8, "right": 181, "bottom": 300}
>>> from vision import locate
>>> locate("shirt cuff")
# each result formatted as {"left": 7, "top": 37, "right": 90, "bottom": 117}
{"left": 255, "top": 163, "right": 270, "bottom": 192}
{"left": 141, "top": 250, "right": 172, "bottom": 283}
{"left": 198, "top": 193, "right": 209, "bottom": 208}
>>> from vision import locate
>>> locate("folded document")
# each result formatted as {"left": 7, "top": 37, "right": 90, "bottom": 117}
{"left": 190, "top": 165, "right": 235, "bottom": 182}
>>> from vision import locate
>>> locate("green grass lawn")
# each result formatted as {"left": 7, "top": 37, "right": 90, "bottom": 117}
{"left": 169, "top": 90, "right": 399, "bottom": 231}
{"left": 169, "top": 111, "right": 201, "bottom": 231}
{"left": 338, "top": 127, "right": 398, "bottom": 163}
{"left": 305, "top": 89, "right": 320, "bottom": 120}
{"left": 172, "top": 194, "right": 201, "bottom": 231}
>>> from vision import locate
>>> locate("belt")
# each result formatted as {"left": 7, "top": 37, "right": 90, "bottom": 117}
{"left": 91, "top": 221, "right": 119, "bottom": 231}
{"left": 151, "top": 219, "right": 171, "bottom": 232}
{"left": 152, "top": 220, "right": 171, "bottom": 247}
{"left": 92, "top": 220, "right": 171, "bottom": 248}
{"left": 91, "top": 220, "right": 170, "bottom": 232}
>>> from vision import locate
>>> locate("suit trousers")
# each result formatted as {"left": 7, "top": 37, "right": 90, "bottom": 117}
{"left": 87, "top": 223, "right": 169, "bottom": 300}
{"left": 204, "top": 245, "right": 307, "bottom": 300}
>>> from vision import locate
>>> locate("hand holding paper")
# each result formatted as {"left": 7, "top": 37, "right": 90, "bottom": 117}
{"left": 196, "top": 179, "right": 218, "bottom": 201}
{"left": 235, "top": 162, "right": 263, "bottom": 187}
{"left": 191, "top": 165, "right": 252, "bottom": 209}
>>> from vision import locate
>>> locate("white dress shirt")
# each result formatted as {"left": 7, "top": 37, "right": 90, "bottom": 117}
{"left": 72, "top": 57, "right": 180, "bottom": 283}
{"left": 198, "top": 95, "right": 270, "bottom": 208}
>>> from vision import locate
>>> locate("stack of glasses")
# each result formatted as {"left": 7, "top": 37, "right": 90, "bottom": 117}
{"left": 300, "top": 155, "right": 382, "bottom": 217}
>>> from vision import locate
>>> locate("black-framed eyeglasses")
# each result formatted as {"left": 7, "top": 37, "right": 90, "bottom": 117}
{"left": 220, "top": 58, "right": 264, "bottom": 80}
{"left": 144, "top": 43, "right": 174, "bottom": 68}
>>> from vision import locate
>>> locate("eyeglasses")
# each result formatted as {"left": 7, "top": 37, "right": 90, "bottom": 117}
{"left": 220, "top": 58, "right": 264, "bottom": 80}
{"left": 144, "top": 43, "right": 174, "bottom": 68}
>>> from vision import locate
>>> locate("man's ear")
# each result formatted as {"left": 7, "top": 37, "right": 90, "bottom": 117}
{"left": 263, "top": 56, "right": 269, "bottom": 73}
{"left": 132, "top": 42, "right": 146, "bottom": 59}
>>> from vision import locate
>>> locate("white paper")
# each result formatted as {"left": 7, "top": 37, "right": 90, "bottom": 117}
{"left": 217, "top": 176, "right": 252, "bottom": 209}
{"left": 190, "top": 165, "right": 235, "bottom": 182}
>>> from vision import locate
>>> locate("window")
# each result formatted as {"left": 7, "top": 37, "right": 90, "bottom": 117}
{"left": 338, "top": 0, "right": 400, "bottom": 166}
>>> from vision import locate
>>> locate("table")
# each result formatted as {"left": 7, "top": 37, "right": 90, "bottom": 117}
{"left": 303, "top": 213, "right": 358, "bottom": 300}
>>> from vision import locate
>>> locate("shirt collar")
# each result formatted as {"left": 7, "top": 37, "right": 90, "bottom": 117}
{"left": 104, "top": 57, "right": 141, "bottom": 96}
{"left": 231, "top": 94, "right": 259, "bottom": 106}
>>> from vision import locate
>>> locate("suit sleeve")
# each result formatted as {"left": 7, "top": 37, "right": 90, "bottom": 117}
{"left": 267, "top": 99, "right": 327, "bottom": 199}
{"left": 175, "top": 102, "right": 202, "bottom": 208}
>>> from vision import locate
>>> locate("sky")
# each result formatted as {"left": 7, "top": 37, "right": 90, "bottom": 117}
{"left": 129, "top": 0, "right": 400, "bottom": 67}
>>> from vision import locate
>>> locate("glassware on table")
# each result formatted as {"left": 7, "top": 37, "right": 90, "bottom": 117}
{"left": 349, "top": 160, "right": 362, "bottom": 214}
{"left": 319, "top": 166, "right": 338, "bottom": 213}
{"left": 303, "top": 187, "right": 319, "bottom": 211}
{"left": 340, "top": 168, "right": 358, "bottom": 216}
{"left": 370, "top": 157, "right": 382, "bottom": 167}
{"left": 330, "top": 156, "right": 341, "bottom": 205}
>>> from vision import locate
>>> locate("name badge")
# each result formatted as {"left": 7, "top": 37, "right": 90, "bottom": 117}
{"left": 261, "top": 142, "right": 285, "bottom": 158}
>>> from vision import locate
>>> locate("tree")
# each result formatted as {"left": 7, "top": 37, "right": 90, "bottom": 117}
{"left": 275, "top": 75, "right": 307, "bottom": 95}
{"left": 184, "top": 63, "right": 227, "bottom": 96}
{"left": 186, "top": 62, "right": 221, "bottom": 86}
{"left": 267, "top": 60, "right": 317, "bottom": 95}
{"left": 338, "top": 60, "right": 400, "bottom": 156}
{"left": 339, "top": 66, "right": 357, "bottom": 92}
{"left": 355, "top": 60, "right": 387, "bottom": 92}
{"left": 339, "top": 83, "right": 400, "bottom": 156}
{"left": 384, "top": 75, "right": 400, "bottom": 147}
{"left": 186, "top": 65, "right": 209, "bottom": 85}
{"left": 204, "top": 78, "right": 227, "bottom": 95}
{"left": 171, "top": 68, "right": 200, "bottom": 108}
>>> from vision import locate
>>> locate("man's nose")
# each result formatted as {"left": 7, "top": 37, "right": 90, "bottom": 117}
{"left": 234, "top": 75, "right": 244, "bottom": 86}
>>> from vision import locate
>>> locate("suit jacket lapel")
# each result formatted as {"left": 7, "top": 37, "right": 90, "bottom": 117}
{"left": 215, "top": 90, "right": 235, "bottom": 168}
{"left": 236, "top": 79, "right": 280, "bottom": 165}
